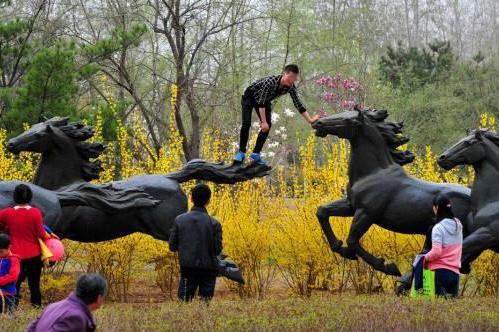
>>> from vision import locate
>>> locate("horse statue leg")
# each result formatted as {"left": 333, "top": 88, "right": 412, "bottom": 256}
{"left": 344, "top": 209, "right": 402, "bottom": 276}
{"left": 316, "top": 198, "right": 355, "bottom": 256}
{"left": 460, "top": 225, "right": 497, "bottom": 274}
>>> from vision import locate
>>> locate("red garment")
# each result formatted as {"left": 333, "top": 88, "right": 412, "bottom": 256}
{"left": 0, "top": 206, "right": 47, "bottom": 259}
{"left": 0, "top": 251, "right": 21, "bottom": 295}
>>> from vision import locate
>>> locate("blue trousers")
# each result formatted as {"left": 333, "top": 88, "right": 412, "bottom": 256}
{"left": 435, "top": 269, "right": 459, "bottom": 298}
{"left": 0, "top": 295, "right": 16, "bottom": 314}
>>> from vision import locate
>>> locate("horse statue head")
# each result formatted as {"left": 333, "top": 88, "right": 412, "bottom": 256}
{"left": 7, "top": 117, "right": 106, "bottom": 189}
{"left": 438, "top": 129, "right": 499, "bottom": 170}
{"left": 312, "top": 106, "right": 414, "bottom": 165}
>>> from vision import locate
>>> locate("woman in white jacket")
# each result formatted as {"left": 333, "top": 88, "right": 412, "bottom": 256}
{"left": 424, "top": 194, "right": 463, "bottom": 298}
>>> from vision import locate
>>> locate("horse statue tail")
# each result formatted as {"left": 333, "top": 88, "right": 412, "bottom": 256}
{"left": 165, "top": 159, "right": 271, "bottom": 184}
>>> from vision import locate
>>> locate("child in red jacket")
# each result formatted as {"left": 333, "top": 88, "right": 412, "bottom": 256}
{"left": 0, "top": 233, "right": 20, "bottom": 314}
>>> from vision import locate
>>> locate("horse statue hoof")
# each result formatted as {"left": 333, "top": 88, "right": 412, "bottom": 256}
{"left": 339, "top": 247, "right": 357, "bottom": 260}
{"left": 331, "top": 240, "right": 343, "bottom": 252}
{"left": 460, "top": 264, "right": 471, "bottom": 274}
{"left": 384, "top": 263, "right": 401, "bottom": 276}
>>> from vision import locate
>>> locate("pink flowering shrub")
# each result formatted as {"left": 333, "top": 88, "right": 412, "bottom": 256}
{"left": 315, "top": 73, "right": 363, "bottom": 111}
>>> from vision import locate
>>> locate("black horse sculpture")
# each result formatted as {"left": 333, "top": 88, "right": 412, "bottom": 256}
{"left": 312, "top": 108, "right": 471, "bottom": 276}
{"left": 7, "top": 117, "right": 271, "bottom": 242}
{"left": 0, "top": 180, "right": 150, "bottom": 232}
{"left": 438, "top": 129, "right": 499, "bottom": 273}
{"left": 0, "top": 181, "right": 62, "bottom": 228}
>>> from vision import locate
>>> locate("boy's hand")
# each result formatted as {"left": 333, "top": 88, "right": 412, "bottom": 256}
{"left": 310, "top": 109, "right": 326, "bottom": 124}
{"left": 261, "top": 121, "right": 270, "bottom": 133}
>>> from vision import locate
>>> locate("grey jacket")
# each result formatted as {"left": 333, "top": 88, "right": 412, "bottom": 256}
{"left": 169, "top": 206, "right": 222, "bottom": 271}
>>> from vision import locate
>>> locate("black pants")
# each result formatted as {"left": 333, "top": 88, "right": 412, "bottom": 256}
{"left": 178, "top": 268, "right": 217, "bottom": 302}
{"left": 238, "top": 96, "right": 272, "bottom": 154}
{"left": 435, "top": 269, "right": 459, "bottom": 298}
{"left": 16, "top": 256, "right": 42, "bottom": 307}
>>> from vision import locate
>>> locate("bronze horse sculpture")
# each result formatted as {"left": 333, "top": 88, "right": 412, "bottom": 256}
{"left": 312, "top": 108, "right": 471, "bottom": 276}
{"left": 8, "top": 117, "right": 271, "bottom": 283}
{"left": 438, "top": 129, "right": 499, "bottom": 273}
{"left": 7, "top": 117, "right": 270, "bottom": 243}
{"left": 0, "top": 180, "right": 160, "bottom": 238}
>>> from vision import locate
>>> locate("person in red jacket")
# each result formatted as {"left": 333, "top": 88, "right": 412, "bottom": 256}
{"left": 0, "top": 184, "right": 49, "bottom": 307}
{"left": 0, "top": 233, "right": 20, "bottom": 314}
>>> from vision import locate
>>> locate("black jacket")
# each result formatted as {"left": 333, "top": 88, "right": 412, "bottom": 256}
{"left": 168, "top": 206, "right": 222, "bottom": 271}
{"left": 244, "top": 75, "right": 307, "bottom": 113}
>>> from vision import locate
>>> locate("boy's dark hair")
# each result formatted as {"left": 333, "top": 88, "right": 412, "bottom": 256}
{"left": 13, "top": 184, "right": 32, "bottom": 204}
{"left": 191, "top": 183, "right": 211, "bottom": 207}
{"left": 433, "top": 194, "right": 455, "bottom": 221}
{"left": 0, "top": 233, "right": 10, "bottom": 249}
{"left": 75, "top": 273, "right": 108, "bottom": 305}
{"left": 284, "top": 64, "right": 299, "bottom": 74}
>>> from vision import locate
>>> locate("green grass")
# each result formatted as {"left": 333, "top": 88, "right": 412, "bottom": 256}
{"left": 2, "top": 294, "right": 498, "bottom": 331}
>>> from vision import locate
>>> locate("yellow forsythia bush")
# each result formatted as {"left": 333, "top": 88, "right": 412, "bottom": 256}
{"left": 0, "top": 105, "right": 497, "bottom": 299}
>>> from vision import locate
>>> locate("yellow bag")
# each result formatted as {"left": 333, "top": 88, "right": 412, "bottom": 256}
{"left": 39, "top": 239, "right": 54, "bottom": 267}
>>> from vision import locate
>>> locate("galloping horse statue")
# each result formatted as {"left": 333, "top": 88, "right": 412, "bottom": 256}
{"left": 438, "top": 129, "right": 499, "bottom": 273}
{"left": 0, "top": 180, "right": 157, "bottom": 236}
{"left": 7, "top": 117, "right": 270, "bottom": 243}
{"left": 312, "top": 107, "right": 471, "bottom": 276}
{"left": 0, "top": 181, "right": 65, "bottom": 229}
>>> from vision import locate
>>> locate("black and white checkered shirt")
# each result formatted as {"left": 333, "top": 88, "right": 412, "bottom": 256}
{"left": 245, "top": 75, "right": 307, "bottom": 113}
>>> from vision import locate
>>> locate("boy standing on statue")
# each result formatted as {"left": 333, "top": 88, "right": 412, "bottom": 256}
{"left": 234, "top": 64, "right": 325, "bottom": 165}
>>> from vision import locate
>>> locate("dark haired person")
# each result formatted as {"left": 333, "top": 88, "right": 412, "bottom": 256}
{"left": 424, "top": 194, "right": 463, "bottom": 298}
{"left": 0, "top": 184, "right": 49, "bottom": 307}
{"left": 169, "top": 183, "right": 222, "bottom": 301}
{"left": 234, "top": 64, "right": 325, "bottom": 165}
{"left": 27, "top": 273, "right": 107, "bottom": 332}
{"left": 0, "top": 233, "right": 20, "bottom": 314}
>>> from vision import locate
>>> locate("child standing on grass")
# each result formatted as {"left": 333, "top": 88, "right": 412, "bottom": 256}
{"left": 424, "top": 194, "right": 463, "bottom": 298}
{"left": 0, "top": 233, "right": 20, "bottom": 315}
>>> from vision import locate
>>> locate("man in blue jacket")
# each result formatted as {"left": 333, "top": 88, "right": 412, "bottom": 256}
{"left": 169, "top": 183, "right": 222, "bottom": 302}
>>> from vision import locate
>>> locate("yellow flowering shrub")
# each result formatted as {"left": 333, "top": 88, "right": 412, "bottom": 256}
{"left": 0, "top": 105, "right": 497, "bottom": 299}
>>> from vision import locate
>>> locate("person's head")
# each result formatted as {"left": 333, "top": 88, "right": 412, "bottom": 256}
{"left": 432, "top": 194, "right": 454, "bottom": 221}
{"left": 191, "top": 183, "right": 211, "bottom": 208}
{"left": 0, "top": 233, "right": 10, "bottom": 257}
{"left": 75, "top": 273, "right": 107, "bottom": 311}
{"left": 281, "top": 64, "right": 300, "bottom": 87}
{"left": 13, "top": 184, "right": 32, "bottom": 205}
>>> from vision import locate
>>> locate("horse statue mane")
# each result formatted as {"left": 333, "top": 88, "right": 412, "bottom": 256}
{"left": 361, "top": 108, "right": 415, "bottom": 166}
{"left": 47, "top": 117, "right": 105, "bottom": 181}
{"left": 471, "top": 128, "right": 499, "bottom": 144}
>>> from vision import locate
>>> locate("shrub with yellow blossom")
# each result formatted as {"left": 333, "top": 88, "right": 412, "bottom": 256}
{"left": 1, "top": 102, "right": 497, "bottom": 299}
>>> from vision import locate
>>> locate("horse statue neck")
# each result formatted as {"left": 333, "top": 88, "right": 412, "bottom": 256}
{"left": 348, "top": 124, "right": 398, "bottom": 183}
{"left": 471, "top": 138, "right": 499, "bottom": 208}
{"left": 34, "top": 148, "right": 86, "bottom": 190}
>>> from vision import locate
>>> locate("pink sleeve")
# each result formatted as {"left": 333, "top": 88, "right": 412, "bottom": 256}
{"left": 425, "top": 243, "right": 442, "bottom": 262}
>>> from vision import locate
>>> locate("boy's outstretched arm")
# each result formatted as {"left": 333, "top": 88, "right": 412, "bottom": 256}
{"left": 290, "top": 87, "right": 325, "bottom": 124}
